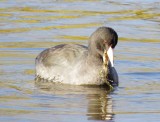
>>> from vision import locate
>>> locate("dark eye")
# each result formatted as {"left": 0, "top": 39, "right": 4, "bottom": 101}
{"left": 111, "top": 44, "right": 114, "bottom": 49}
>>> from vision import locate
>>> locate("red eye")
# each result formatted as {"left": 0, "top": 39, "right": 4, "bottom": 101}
{"left": 111, "top": 44, "right": 113, "bottom": 48}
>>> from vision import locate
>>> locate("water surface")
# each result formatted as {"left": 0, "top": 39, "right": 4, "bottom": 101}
{"left": 0, "top": 0, "right": 160, "bottom": 122}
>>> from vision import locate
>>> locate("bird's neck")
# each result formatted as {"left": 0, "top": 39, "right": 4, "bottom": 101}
{"left": 86, "top": 52, "right": 103, "bottom": 66}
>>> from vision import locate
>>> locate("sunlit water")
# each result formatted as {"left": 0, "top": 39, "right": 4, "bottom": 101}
{"left": 0, "top": 0, "right": 160, "bottom": 122}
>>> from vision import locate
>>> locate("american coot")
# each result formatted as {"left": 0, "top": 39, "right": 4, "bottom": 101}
{"left": 35, "top": 27, "right": 118, "bottom": 86}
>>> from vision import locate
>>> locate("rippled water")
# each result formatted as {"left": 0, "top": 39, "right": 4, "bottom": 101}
{"left": 0, "top": 0, "right": 160, "bottom": 122}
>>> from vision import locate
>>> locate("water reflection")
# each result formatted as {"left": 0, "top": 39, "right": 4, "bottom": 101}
{"left": 35, "top": 81, "right": 114, "bottom": 121}
{"left": 87, "top": 93, "right": 114, "bottom": 120}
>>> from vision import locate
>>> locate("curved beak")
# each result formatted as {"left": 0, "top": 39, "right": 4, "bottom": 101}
{"left": 107, "top": 46, "right": 114, "bottom": 67}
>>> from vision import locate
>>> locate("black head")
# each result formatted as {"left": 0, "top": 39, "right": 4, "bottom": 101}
{"left": 88, "top": 27, "right": 119, "bottom": 86}
{"left": 88, "top": 27, "right": 118, "bottom": 57}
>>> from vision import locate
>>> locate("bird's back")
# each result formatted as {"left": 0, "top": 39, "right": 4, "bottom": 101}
{"left": 35, "top": 44, "right": 88, "bottom": 83}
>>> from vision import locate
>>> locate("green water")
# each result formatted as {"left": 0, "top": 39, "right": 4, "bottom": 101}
{"left": 0, "top": 0, "right": 160, "bottom": 122}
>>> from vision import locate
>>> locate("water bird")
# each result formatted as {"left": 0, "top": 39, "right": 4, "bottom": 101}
{"left": 35, "top": 27, "right": 118, "bottom": 87}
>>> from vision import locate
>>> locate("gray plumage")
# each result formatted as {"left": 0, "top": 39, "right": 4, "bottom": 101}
{"left": 35, "top": 27, "right": 118, "bottom": 86}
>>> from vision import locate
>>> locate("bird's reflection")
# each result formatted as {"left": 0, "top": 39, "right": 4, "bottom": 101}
{"left": 87, "top": 91, "right": 114, "bottom": 120}
{"left": 35, "top": 78, "right": 114, "bottom": 121}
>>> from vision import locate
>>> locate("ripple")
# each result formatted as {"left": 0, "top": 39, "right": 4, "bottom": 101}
{"left": 0, "top": 108, "right": 32, "bottom": 116}
{"left": 0, "top": 22, "right": 102, "bottom": 34}
{"left": 55, "top": 35, "right": 88, "bottom": 41}
{"left": 0, "top": 41, "right": 80, "bottom": 48}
